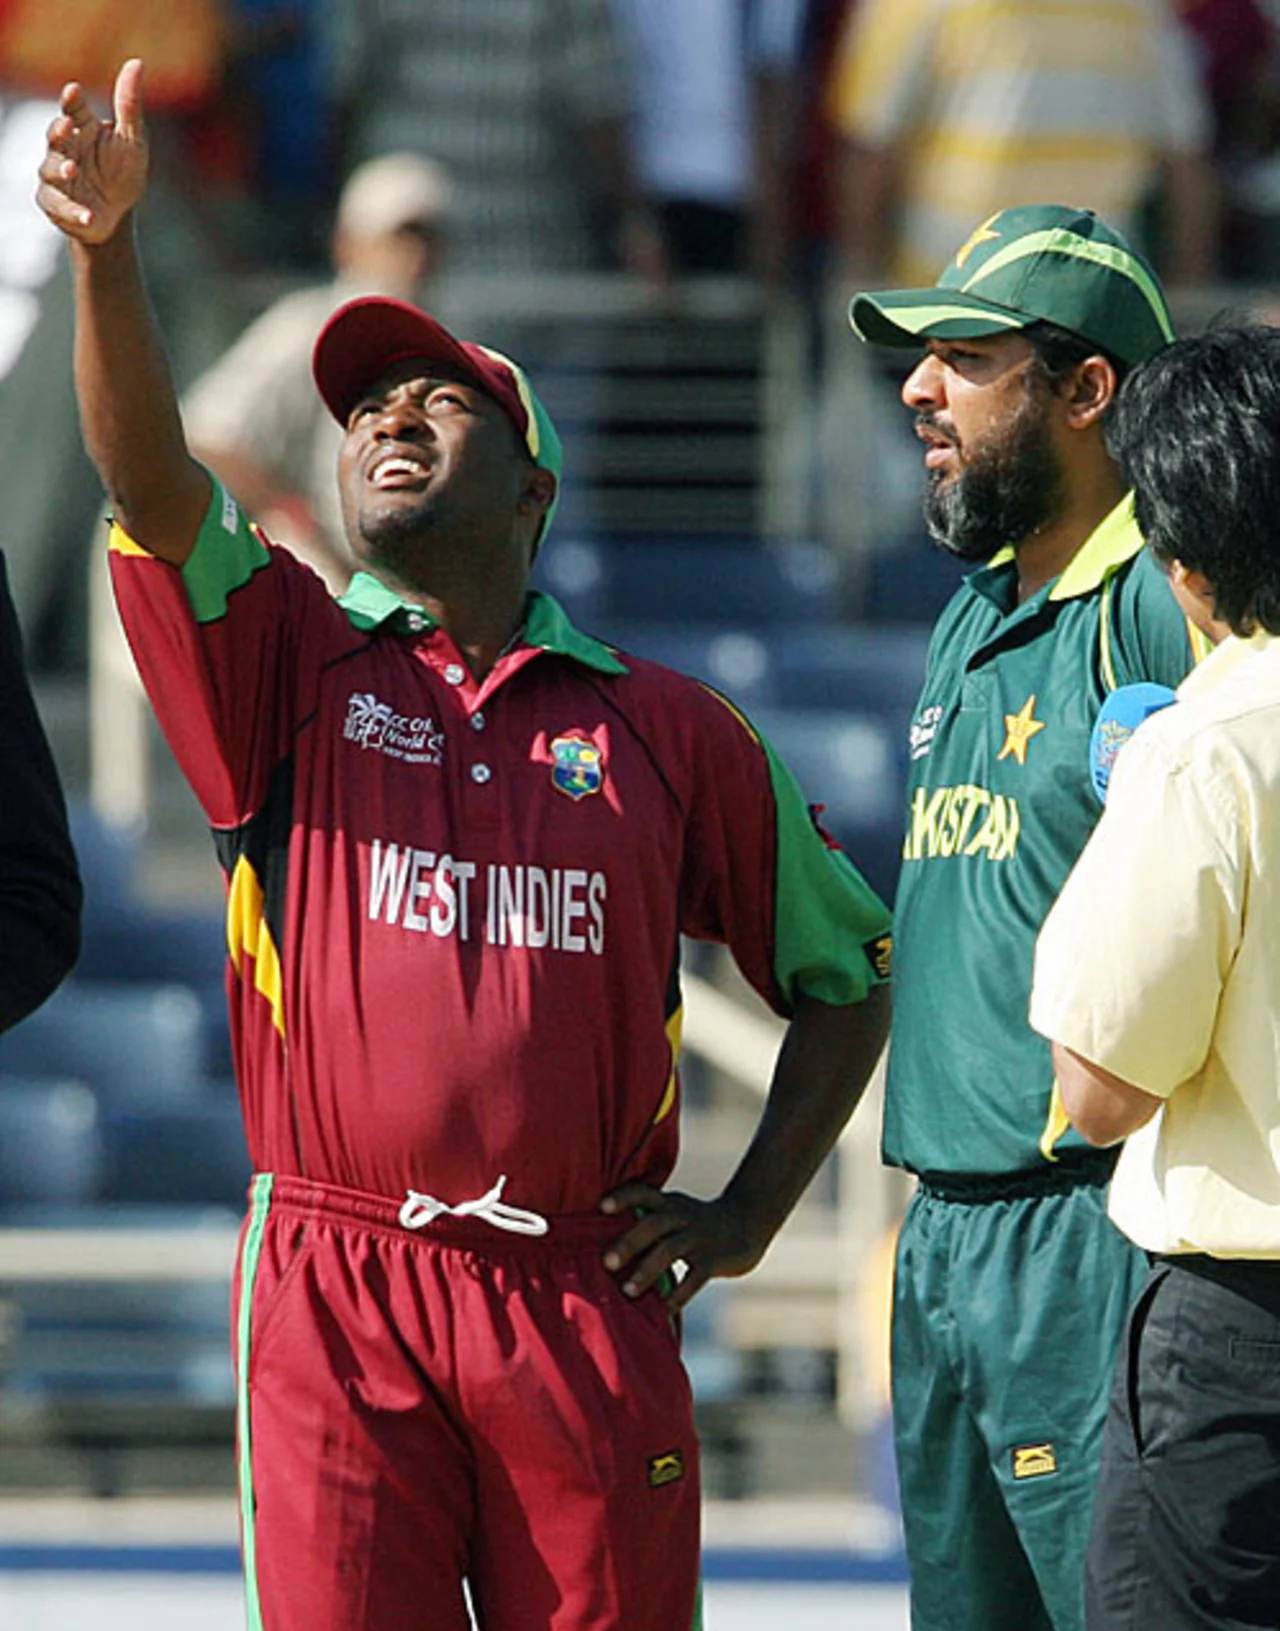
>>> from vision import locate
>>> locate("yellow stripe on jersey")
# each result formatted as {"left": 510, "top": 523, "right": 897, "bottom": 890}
{"left": 1039, "top": 1081, "right": 1073, "bottom": 1161}
{"left": 1188, "top": 621, "right": 1214, "bottom": 666}
{"left": 697, "top": 682, "right": 761, "bottom": 745}
{"left": 653, "top": 1003, "right": 683, "bottom": 1125}
{"left": 227, "top": 855, "right": 286, "bottom": 1038}
{"left": 107, "top": 520, "right": 153, "bottom": 558}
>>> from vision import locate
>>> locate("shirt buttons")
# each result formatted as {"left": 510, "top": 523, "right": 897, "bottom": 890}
{"left": 444, "top": 663, "right": 467, "bottom": 685}
{"left": 471, "top": 712, "right": 486, "bottom": 732}
{"left": 471, "top": 763, "right": 492, "bottom": 785}
{"left": 406, "top": 612, "right": 428, "bottom": 632}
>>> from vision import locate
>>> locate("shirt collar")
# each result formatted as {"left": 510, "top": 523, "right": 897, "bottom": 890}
{"left": 970, "top": 493, "right": 1145, "bottom": 604}
{"left": 337, "top": 577, "right": 628, "bottom": 675}
{"left": 1177, "top": 627, "right": 1278, "bottom": 702}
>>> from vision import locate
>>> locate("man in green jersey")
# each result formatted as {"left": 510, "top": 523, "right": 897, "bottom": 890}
{"left": 848, "top": 205, "right": 1205, "bottom": 1631}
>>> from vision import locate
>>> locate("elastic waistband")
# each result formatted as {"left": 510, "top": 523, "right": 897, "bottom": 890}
{"left": 916, "top": 1148, "right": 1119, "bottom": 1204}
{"left": 250, "top": 1173, "right": 627, "bottom": 1254}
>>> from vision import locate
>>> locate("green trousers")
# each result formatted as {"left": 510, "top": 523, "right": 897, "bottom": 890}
{"left": 891, "top": 1163, "right": 1147, "bottom": 1631}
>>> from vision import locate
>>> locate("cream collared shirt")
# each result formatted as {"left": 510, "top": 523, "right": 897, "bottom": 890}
{"left": 1030, "top": 631, "right": 1280, "bottom": 1257}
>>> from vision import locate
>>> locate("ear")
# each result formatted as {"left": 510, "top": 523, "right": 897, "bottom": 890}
{"left": 518, "top": 466, "right": 557, "bottom": 521}
{"left": 1169, "top": 560, "right": 1214, "bottom": 604}
{"left": 1168, "top": 558, "right": 1229, "bottom": 643}
{"left": 1061, "top": 355, "right": 1118, "bottom": 430}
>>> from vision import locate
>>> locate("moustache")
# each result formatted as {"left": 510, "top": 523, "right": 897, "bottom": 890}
{"left": 915, "top": 413, "right": 960, "bottom": 451}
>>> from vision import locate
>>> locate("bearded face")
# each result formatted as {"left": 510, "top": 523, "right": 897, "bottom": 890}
{"left": 919, "top": 372, "right": 1066, "bottom": 563}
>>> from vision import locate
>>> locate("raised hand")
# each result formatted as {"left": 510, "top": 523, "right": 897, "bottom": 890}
{"left": 36, "top": 58, "right": 148, "bottom": 246}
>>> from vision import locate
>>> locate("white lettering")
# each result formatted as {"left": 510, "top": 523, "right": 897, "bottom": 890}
{"left": 368, "top": 841, "right": 413, "bottom": 923}
{"left": 369, "top": 839, "right": 611, "bottom": 953}
{"left": 452, "top": 859, "right": 476, "bottom": 942}
{"left": 588, "top": 872, "right": 607, "bottom": 954}
{"left": 562, "top": 869, "right": 588, "bottom": 953}
{"left": 430, "top": 855, "right": 457, "bottom": 938}
{"left": 403, "top": 848, "right": 437, "bottom": 932}
{"left": 526, "top": 866, "right": 551, "bottom": 949}
{"left": 497, "top": 865, "right": 525, "bottom": 948}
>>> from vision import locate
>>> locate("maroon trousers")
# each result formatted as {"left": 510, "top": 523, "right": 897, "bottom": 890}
{"left": 233, "top": 1174, "right": 701, "bottom": 1631}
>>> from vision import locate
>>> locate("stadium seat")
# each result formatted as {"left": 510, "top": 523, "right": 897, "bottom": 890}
{"left": 862, "top": 536, "right": 967, "bottom": 625}
{"left": 751, "top": 706, "right": 907, "bottom": 904}
{"left": 0, "top": 981, "right": 206, "bottom": 1107}
{"left": 0, "top": 1077, "right": 102, "bottom": 1208}
{"left": 75, "top": 912, "right": 231, "bottom": 1078}
{"left": 772, "top": 625, "right": 930, "bottom": 722}
{"left": 534, "top": 536, "right": 840, "bottom": 628}
{"left": 593, "top": 622, "right": 776, "bottom": 708}
{"left": 67, "top": 800, "right": 141, "bottom": 916}
{"left": 101, "top": 1100, "right": 251, "bottom": 1209}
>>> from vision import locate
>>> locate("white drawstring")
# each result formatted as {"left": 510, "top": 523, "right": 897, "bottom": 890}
{"left": 398, "top": 1174, "right": 549, "bottom": 1237}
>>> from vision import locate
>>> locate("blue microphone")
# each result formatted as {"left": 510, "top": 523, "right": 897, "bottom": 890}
{"left": 1090, "top": 683, "right": 1177, "bottom": 803}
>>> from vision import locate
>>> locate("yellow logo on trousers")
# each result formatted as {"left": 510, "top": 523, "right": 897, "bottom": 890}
{"left": 1012, "top": 1443, "right": 1058, "bottom": 1480}
{"left": 648, "top": 1451, "right": 685, "bottom": 1489}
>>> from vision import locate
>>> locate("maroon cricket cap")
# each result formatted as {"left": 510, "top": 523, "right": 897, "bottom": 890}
{"left": 312, "top": 296, "right": 563, "bottom": 492}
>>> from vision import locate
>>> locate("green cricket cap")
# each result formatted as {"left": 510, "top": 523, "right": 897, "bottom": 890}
{"left": 849, "top": 204, "right": 1175, "bottom": 367}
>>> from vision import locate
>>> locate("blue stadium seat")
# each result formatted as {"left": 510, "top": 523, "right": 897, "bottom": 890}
{"left": 67, "top": 800, "right": 141, "bottom": 916}
{"left": 534, "top": 536, "right": 840, "bottom": 628}
{"left": 751, "top": 706, "right": 907, "bottom": 904}
{"left": 75, "top": 911, "right": 231, "bottom": 1078}
{"left": 594, "top": 622, "right": 777, "bottom": 708}
{"left": 0, "top": 1077, "right": 102, "bottom": 1208}
{"left": 0, "top": 981, "right": 206, "bottom": 1107}
{"left": 76, "top": 905, "right": 226, "bottom": 988}
{"left": 862, "top": 536, "right": 967, "bottom": 625}
{"left": 102, "top": 1100, "right": 251, "bottom": 1209}
{"left": 772, "top": 625, "right": 930, "bottom": 722}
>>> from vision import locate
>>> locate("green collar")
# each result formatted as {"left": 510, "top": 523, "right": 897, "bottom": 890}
{"left": 337, "top": 577, "right": 628, "bottom": 675}
{"left": 978, "top": 493, "right": 1143, "bottom": 603}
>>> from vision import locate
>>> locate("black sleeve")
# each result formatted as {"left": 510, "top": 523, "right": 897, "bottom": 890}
{"left": 0, "top": 552, "right": 81, "bottom": 1030}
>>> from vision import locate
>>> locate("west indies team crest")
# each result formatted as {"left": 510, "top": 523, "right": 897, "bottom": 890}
{"left": 550, "top": 732, "right": 604, "bottom": 801}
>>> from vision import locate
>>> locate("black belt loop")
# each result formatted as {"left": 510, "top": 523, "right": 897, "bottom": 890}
{"left": 917, "top": 1147, "right": 1120, "bottom": 1204}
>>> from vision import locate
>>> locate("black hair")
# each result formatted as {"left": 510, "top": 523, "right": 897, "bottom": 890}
{"left": 1022, "top": 319, "right": 1130, "bottom": 397}
{"left": 1106, "top": 323, "right": 1280, "bottom": 637}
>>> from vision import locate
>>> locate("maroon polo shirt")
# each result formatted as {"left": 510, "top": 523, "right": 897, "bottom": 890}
{"left": 109, "top": 484, "right": 890, "bottom": 1213}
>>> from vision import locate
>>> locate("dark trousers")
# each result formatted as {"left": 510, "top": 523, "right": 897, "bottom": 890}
{"left": 1086, "top": 1255, "right": 1280, "bottom": 1630}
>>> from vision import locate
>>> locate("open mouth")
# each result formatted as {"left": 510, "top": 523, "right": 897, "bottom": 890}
{"left": 916, "top": 422, "right": 958, "bottom": 471}
{"left": 367, "top": 452, "right": 432, "bottom": 491}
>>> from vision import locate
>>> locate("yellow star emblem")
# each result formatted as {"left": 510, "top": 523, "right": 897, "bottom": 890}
{"left": 998, "top": 695, "right": 1047, "bottom": 765}
{"left": 955, "top": 213, "right": 1001, "bottom": 269}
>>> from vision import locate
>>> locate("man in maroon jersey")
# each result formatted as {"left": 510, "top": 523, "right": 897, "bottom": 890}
{"left": 38, "top": 59, "right": 892, "bottom": 1631}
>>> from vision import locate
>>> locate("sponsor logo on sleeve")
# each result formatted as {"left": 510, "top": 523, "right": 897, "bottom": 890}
{"left": 863, "top": 934, "right": 892, "bottom": 980}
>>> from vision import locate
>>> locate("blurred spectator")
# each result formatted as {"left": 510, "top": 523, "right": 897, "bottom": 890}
{"left": 182, "top": 152, "right": 453, "bottom": 592}
{"left": 1179, "top": 0, "right": 1280, "bottom": 280}
{"left": 1178, "top": 0, "right": 1275, "bottom": 157}
{"left": 611, "top": 0, "right": 809, "bottom": 285}
{"left": 791, "top": 0, "right": 862, "bottom": 282}
{"left": 0, "top": 96, "right": 102, "bottom": 668}
{"left": 222, "top": 0, "right": 328, "bottom": 268}
{"left": 826, "top": 0, "right": 1220, "bottom": 288}
{"left": 0, "top": 0, "right": 224, "bottom": 108}
{"left": 323, "top": 0, "right": 666, "bottom": 280}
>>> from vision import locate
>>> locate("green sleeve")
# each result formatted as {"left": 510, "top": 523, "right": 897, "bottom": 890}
{"left": 180, "top": 481, "right": 272, "bottom": 625}
{"left": 1108, "top": 548, "right": 1198, "bottom": 691}
{"left": 761, "top": 733, "right": 893, "bottom": 1010}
